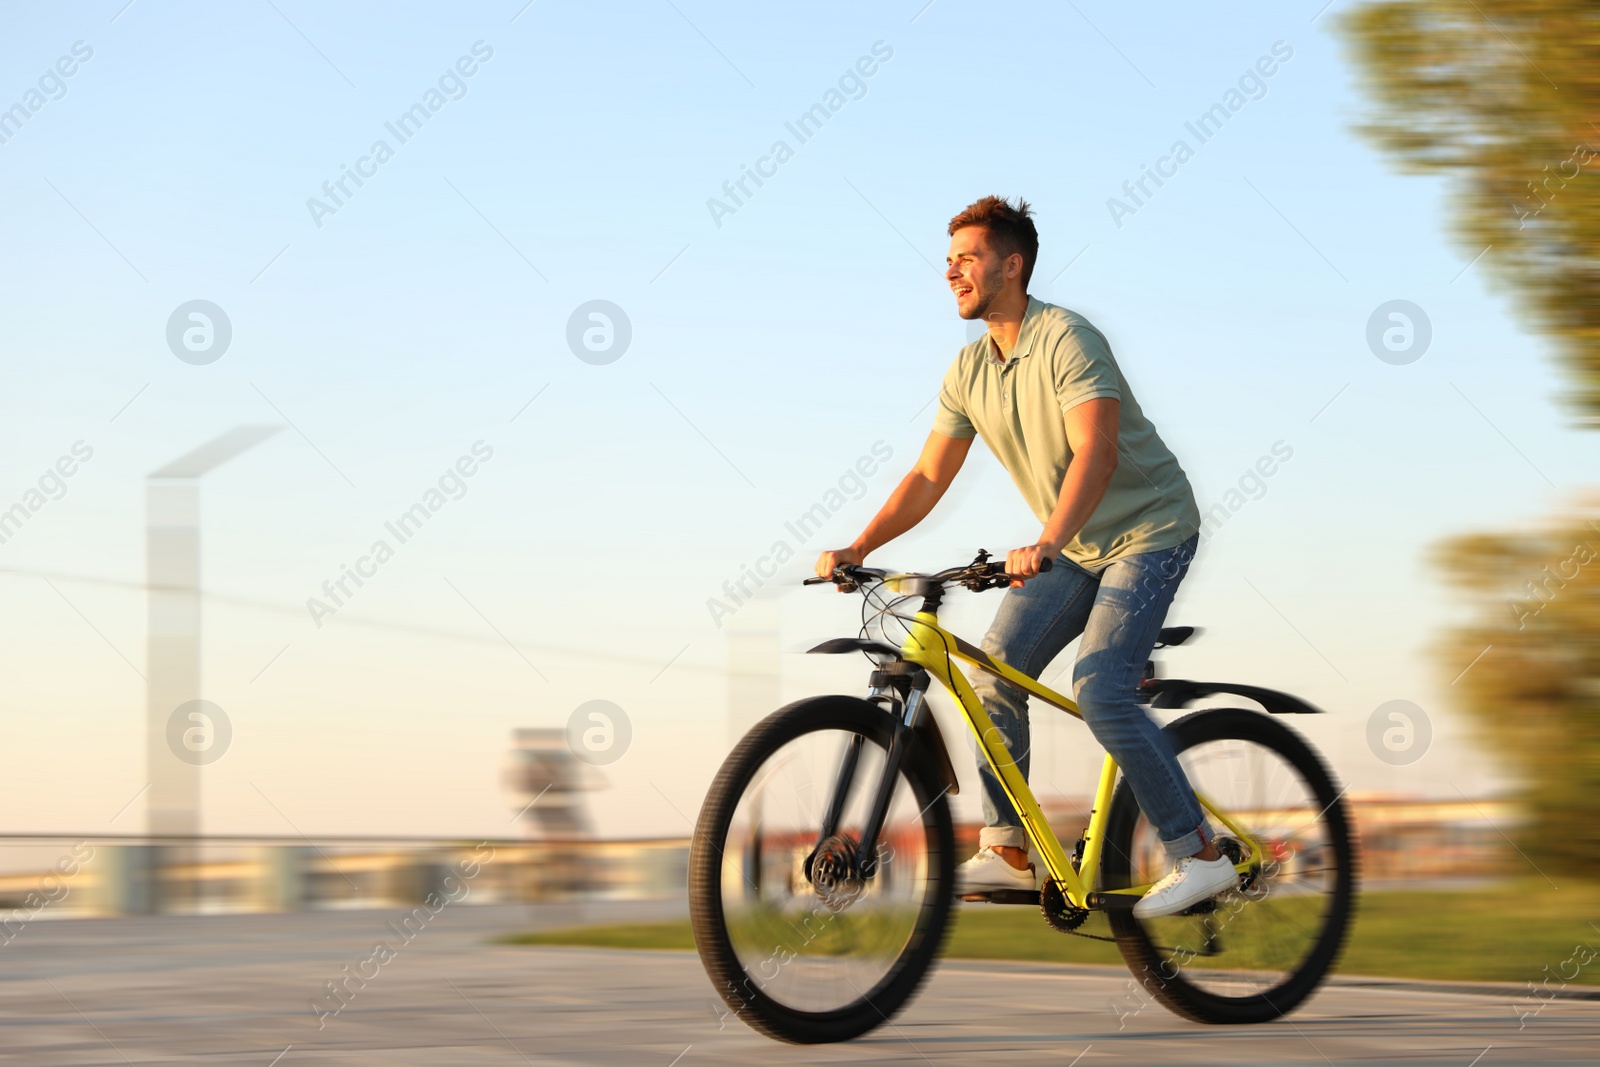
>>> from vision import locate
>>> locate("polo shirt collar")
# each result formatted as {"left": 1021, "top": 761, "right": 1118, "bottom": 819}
{"left": 985, "top": 294, "right": 1043, "bottom": 366}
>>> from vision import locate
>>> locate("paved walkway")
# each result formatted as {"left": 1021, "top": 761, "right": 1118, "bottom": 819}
{"left": 1, "top": 903, "right": 1592, "bottom": 1065}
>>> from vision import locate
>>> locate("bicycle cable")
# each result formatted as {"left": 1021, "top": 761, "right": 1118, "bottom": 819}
{"left": 819, "top": 561, "right": 1257, "bottom": 952}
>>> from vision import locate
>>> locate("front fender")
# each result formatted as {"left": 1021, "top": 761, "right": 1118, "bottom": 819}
{"left": 913, "top": 702, "right": 960, "bottom": 798}
{"left": 807, "top": 637, "right": 905, "bottom": 658}
{"left": 806, "top": 639, "right": 960, "bottom": 797}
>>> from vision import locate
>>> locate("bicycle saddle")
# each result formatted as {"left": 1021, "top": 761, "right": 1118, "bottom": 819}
{"left": 1156, "top": 626, "right": 1196, "bottom": 647}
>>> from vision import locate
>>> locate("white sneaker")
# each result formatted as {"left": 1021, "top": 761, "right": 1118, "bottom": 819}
{"left": 955, "top": 846, "right": 1039, "bottom": 895}
{"left": 1132, "top": 855, "right": 1240, "bottom": 918}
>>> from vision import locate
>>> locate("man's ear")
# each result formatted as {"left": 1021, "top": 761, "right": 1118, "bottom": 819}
{"left": 1005, "top": 253, "right": 1024, "bottom": 281}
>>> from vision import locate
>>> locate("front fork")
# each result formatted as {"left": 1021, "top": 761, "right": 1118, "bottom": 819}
{"left": 808, "top": 671, "right": 931, "bottom": 883}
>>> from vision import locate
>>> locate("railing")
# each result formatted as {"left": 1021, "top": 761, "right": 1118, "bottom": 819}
{"left": 0, "top": 834, "right": 690, "bottom": 918}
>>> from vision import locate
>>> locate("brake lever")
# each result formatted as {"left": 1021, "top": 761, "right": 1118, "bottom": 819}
{"left": 965, "top": 556, "right": 1053, "bottom": 591}
{"left": 801, "top": 575, "right": 860, "bottom": 592}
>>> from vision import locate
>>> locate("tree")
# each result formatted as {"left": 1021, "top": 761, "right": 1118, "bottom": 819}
{"left": 1342, "top": 3, "right": 1600, "bottom": 874}
{"left": 1431, "top": 515, "right": 1600, "bottom": 875}
{"left": 1339, "top": 1, "right": 1600, "bottom": 420}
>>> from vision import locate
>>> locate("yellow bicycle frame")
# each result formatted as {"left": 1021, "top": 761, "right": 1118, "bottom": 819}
{"left": 895, "top": 603, "right": 1264, "bottom": 911}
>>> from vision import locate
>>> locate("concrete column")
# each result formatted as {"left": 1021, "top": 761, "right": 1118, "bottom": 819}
{"left": 92, "top": 845, "right": 158, "bottom": 916}
{"left": 725, "top": 594, "right": 780, "bottom": 744}
{"left": 253, "top": 846, "right": 307, "bottom": 912}
{"left": 146, "top": 480, "right": 201, "bottom": 842}
{"left": 144, "top": 426, "right": 281, "bottom": 911}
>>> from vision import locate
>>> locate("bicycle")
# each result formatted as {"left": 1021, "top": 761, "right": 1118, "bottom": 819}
{"left": 688, "top": 550, "right": 1357, "bottom": 1044}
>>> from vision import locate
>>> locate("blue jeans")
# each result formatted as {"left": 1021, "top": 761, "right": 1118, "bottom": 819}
{"left": 971, "top": 533, "right": 1207, "bottom": 859}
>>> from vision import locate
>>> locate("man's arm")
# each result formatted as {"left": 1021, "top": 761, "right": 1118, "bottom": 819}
{"left": 815, "top": 430, "right": 973, "bottom": 577}
{"left": 1006, "top": 398, "right": 1120, "bottom": 585}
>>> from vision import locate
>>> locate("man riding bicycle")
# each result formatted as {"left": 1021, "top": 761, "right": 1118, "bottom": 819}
{"left": 815, "top": 195, "right": 1233, "bottom": 918}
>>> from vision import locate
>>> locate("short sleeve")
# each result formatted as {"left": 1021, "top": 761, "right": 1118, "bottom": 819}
{"left": 1052, "top": 326, "right": 1123, "bottom": 413}
{"left": 931, "top": 355, "right": 977, "bottom": 439}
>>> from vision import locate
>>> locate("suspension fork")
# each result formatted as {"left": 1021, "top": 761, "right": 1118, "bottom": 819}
{"left": 856, "top": 672, "right": 931, "bottom": 878}
{"left": 807, "top": 678, "right": 888, "bottom": 873}
{"left": 806, "top": 667, "right": 931, "bottom": 884}
{"left": 816, "top": 735, "right": 863, "bottom": 845}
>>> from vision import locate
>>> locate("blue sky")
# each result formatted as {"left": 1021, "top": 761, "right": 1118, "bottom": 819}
{"left": 0, "top": 1, "right": 1591, "bottom": 841}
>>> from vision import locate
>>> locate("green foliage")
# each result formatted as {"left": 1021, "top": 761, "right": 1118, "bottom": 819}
{"left": 1338, "top": 1, "right": 1600, "bottom": 420}
{"left": 1433, "top": 511, "right": 1600, "bottom": 875}
{"left": 1342, "top": 0, "right": 1600, "bottom": 875}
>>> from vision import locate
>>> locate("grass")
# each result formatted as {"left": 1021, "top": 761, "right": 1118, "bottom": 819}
{"left": 502, "top": 881, "right": 1600, "bottom": 985}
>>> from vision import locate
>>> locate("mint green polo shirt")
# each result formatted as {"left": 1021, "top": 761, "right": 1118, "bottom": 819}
{"left": 932, "top": 296, "right": 1201, "bottom": 571}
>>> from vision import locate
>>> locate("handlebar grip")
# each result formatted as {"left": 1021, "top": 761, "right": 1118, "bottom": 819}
{"left": 1039, "top": 557, "right": 1053, "bottom": 572}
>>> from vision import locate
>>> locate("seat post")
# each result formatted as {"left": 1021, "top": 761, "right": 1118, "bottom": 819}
{"left": 1136, "top": 659, "right": 1158, "bottom": 704}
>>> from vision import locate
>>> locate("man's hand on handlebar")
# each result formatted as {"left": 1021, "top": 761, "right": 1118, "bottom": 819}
{"left": 804, "top": 548, "right": 1049, "bottom": 592}
{"left": 815, "top": 545, "right": 865, "bottom": 586}
{"left": 1006, "top": 543, "right": 1062, "bottom": 588}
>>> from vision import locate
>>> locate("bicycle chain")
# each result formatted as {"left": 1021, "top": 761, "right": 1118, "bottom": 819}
{"left": 1038, "top": 841, "right": 1110, "bottom": 940}
{"left": 1039, "top": 880, "right": 1115, "bottom": 940}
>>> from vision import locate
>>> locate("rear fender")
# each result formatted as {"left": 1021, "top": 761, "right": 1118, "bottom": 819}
{"left": 1143, "top": 678, "right": 1324, "bottom": 715}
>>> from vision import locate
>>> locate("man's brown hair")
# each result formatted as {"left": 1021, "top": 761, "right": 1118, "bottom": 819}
{"left": 948, "top": 195, "right": 1039, "bottom": 290}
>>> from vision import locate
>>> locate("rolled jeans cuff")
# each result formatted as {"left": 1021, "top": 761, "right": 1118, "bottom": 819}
{"left": 978, "top": 825, "right": 1027, "bottom": 850}
{"left": 1161, "top": 820, "right": 1211, "bottom": 860}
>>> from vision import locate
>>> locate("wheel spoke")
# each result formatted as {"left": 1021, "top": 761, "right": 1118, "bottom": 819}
{"left": 694, "top": 708, "right": 951, "bottom": 1025}
{"left": 1101, "top": 711, "right": 1355, "bottom": 1023}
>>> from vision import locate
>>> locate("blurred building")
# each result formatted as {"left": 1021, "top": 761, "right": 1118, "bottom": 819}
{"left": 1008, "top": 792, "right": 1519, "bottom": 884}
{"left": 1347, "top": 792, "right": 1518, "bottom": 882}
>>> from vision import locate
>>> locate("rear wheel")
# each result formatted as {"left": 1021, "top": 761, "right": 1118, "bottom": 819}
{"left": 689, "top": 696, "right": 956, "bottom": 1044}
{"left": 1102, "top": 708, "right": 1357, "bottom": 1024}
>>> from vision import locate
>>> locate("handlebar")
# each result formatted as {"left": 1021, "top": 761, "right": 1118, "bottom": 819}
{"left": 803, "top": 550, "right": 1053, "bottom": 594}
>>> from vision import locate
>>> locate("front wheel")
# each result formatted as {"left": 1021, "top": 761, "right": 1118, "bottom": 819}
{"left": 1102, "top": 707, "right": 1358, "bottom": 1024}
{"left": 688, "top": 696, "right": 955, "bottom": 1044}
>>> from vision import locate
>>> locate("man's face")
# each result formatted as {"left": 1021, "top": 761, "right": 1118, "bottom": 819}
{"left": 946, "top": 226, "right": 1010, "bottom": 322}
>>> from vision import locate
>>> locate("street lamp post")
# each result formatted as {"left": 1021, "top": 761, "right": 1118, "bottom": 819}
{"left": 143, "top": 425, "right": 280, "bottom": 911}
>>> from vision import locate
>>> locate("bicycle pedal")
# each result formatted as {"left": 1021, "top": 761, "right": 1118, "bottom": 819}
{"left": 959, "top": 889, "right": 1042, "bottom": 905}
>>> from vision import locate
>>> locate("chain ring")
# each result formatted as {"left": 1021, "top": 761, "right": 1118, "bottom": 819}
{"left": 1039, "top": 880, "right": 1090, "bottom": 933}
